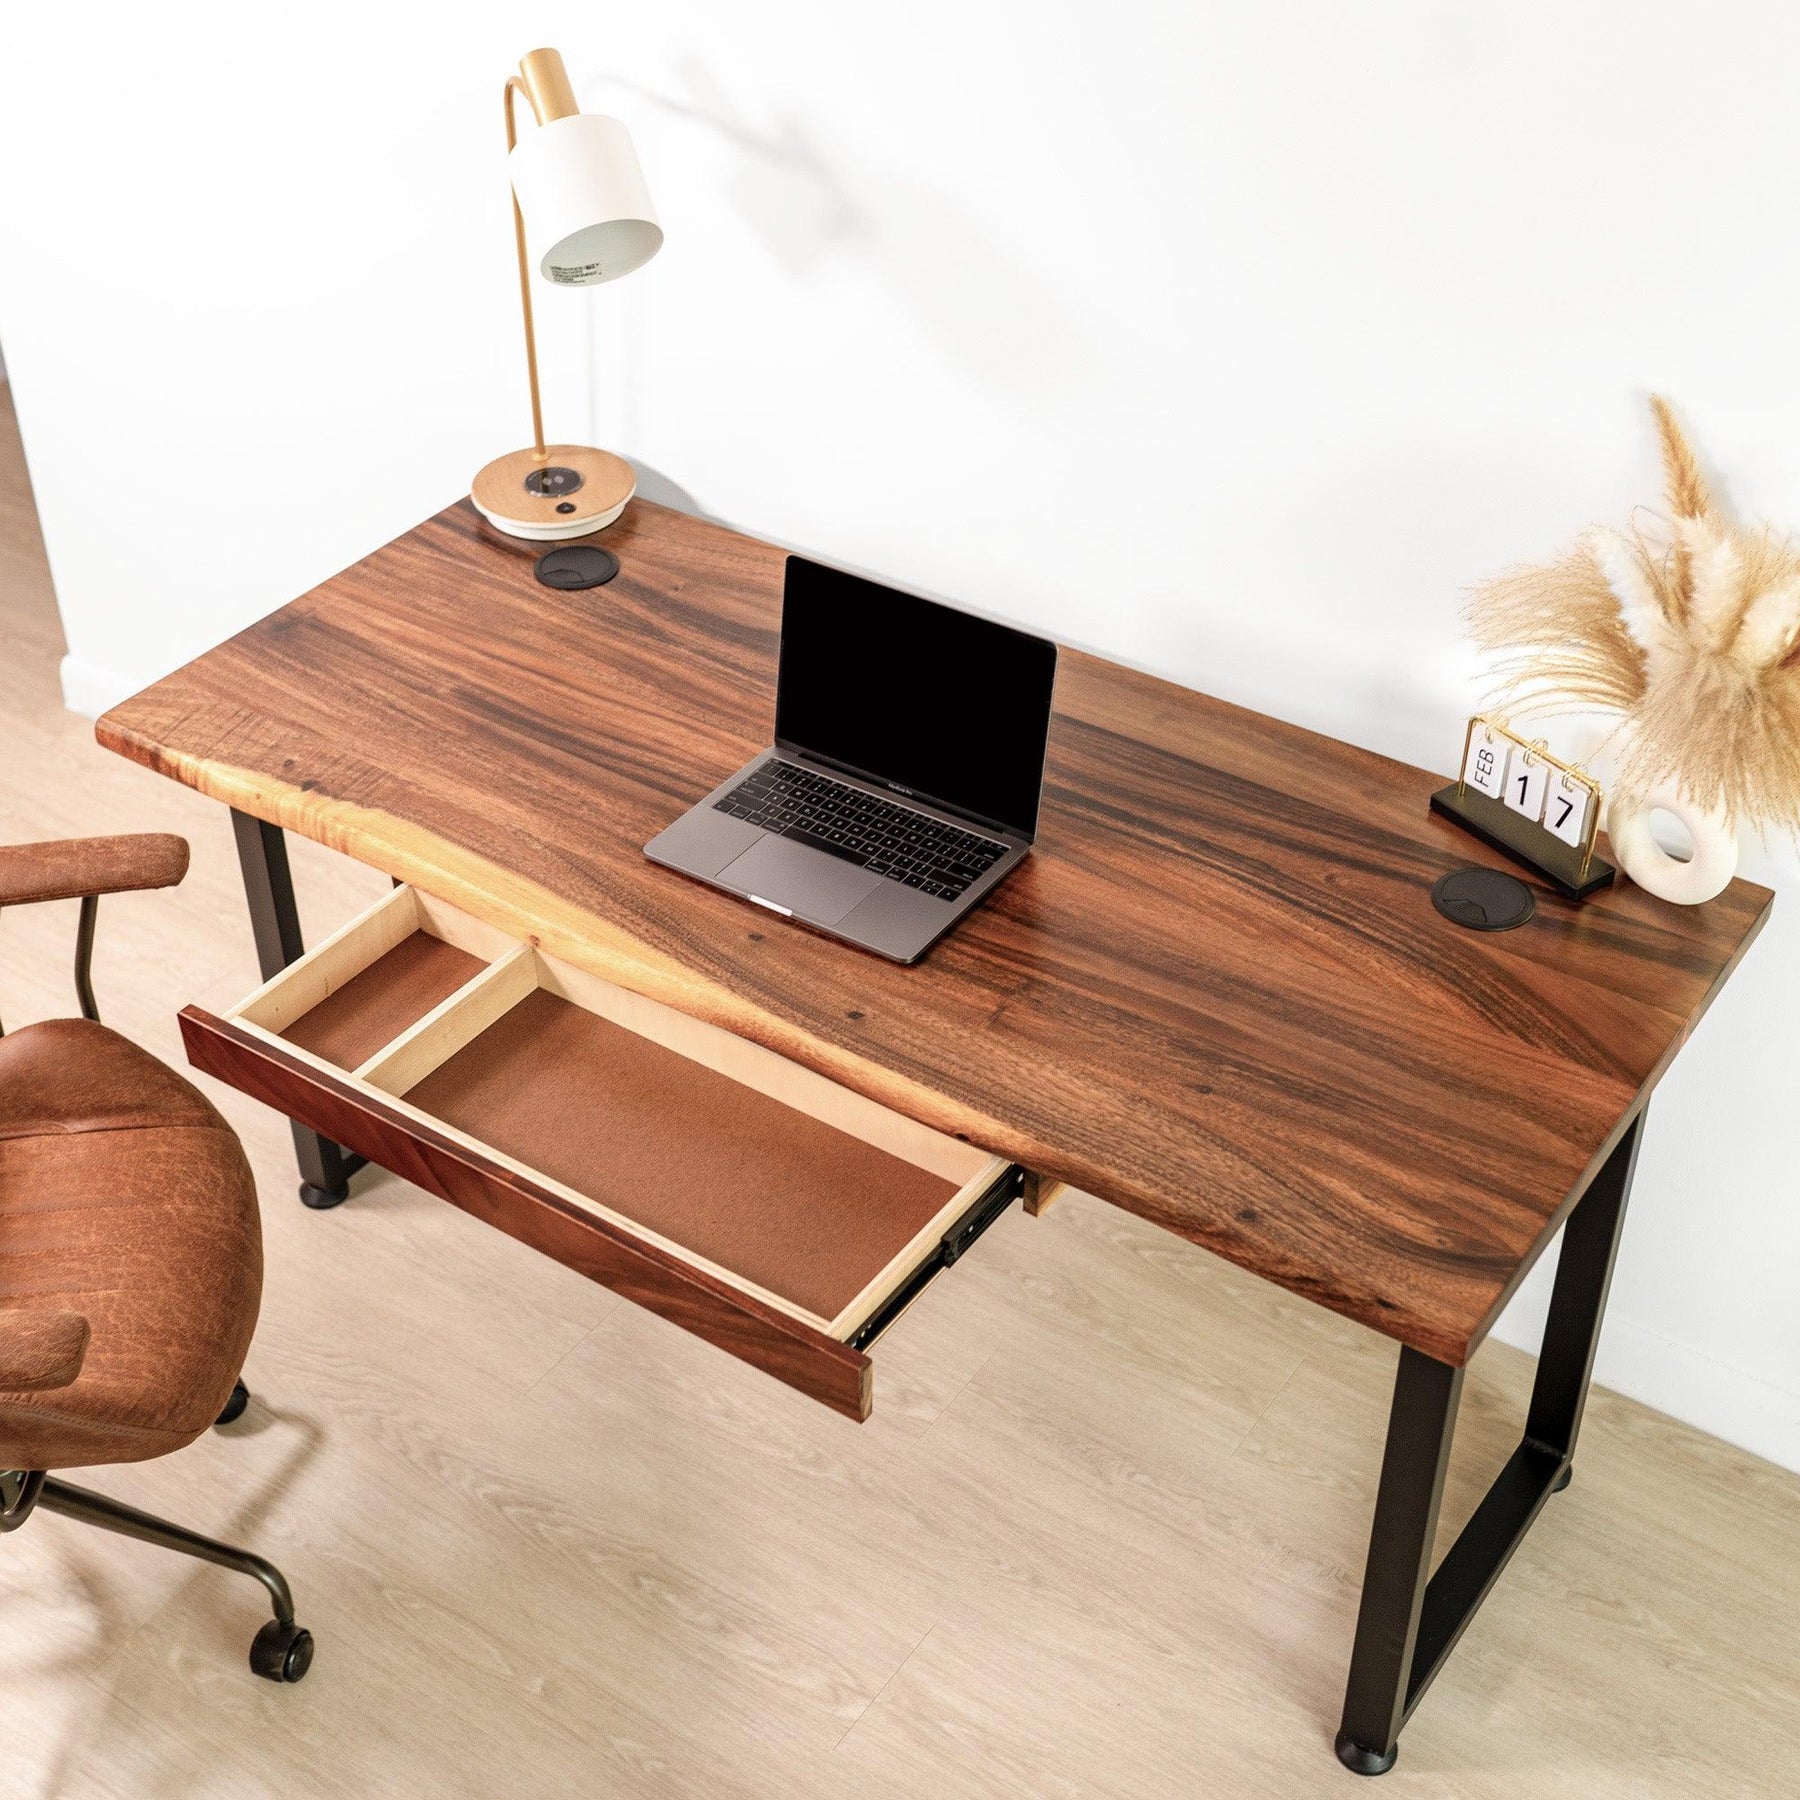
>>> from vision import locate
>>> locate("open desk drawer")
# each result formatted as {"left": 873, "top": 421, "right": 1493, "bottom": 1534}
{"left": 180, "top": 884, "right": 1017, "bottom": 1420}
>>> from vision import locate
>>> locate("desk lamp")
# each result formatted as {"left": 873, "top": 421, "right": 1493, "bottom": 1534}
{"left": 471, "top": 48, "right": 663, "bottom": 542}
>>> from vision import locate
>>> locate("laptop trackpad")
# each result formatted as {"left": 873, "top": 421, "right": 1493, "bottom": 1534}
{"left": 718, "top": 835, "right": 885, "bottom": 925}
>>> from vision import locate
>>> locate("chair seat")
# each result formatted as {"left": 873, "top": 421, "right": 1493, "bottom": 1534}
{"left": 0, "top": 1020, "right": 261, "bottom": 1471}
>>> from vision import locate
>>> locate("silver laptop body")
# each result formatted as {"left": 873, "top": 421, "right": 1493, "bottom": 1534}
{"left": 644, "top": 556, "right": 1056, "bottom": 965}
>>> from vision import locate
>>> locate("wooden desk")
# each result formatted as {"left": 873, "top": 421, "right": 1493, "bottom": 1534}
{"left": 98, "top": 497, "right": 1771, "bottom": 1774}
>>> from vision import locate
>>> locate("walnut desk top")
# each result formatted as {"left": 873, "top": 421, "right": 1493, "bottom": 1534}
{"left": 98, "top": 499, "right": 1772, "bottom": 1367}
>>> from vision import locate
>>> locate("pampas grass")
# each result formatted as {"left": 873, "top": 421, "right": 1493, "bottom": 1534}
{"left": 1467, "top": 398, "right": 1800, "bottom": 830}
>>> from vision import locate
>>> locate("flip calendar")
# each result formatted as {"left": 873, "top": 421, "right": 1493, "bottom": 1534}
{"left": 1431, "top": 716, "right": 1614, "bottom": 900}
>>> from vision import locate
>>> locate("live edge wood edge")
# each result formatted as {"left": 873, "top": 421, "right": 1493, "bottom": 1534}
{"left": 179, "top": 1006, "right": 873, "bottom": 1422}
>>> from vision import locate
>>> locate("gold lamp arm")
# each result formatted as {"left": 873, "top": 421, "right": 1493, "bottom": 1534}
{"left": 504, "top": 75, "right": 546, "bottom": 461}
{"left": 504, "top": 50, "right": 583, "bottom": 463}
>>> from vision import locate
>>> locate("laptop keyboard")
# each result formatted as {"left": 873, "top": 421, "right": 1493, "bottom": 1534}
{"left": 714, "top": 761, "right": 1007, "bottom": 900}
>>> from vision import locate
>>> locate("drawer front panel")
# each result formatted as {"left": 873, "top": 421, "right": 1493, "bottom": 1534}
{"left": 182, "top": 1006, "right": 873, "bottom": 1421}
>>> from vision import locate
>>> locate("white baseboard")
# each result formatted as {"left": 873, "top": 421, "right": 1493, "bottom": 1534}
{"left": 1592, "top": 1316, "right": 1799, "bottom": 1473}
{"left": 1494, "top": 1298, "right": 1800, "bottom": 1474}
{"left": 59, "top": 653, "right": 137, "bottom": 719}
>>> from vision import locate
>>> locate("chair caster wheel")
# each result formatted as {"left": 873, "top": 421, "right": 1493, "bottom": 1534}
{"left": 214, "top": 1380, "right": 250, "bottom": 1427}
{"left": 1552, "top": 1464, "right": 1573, "bottom": 1493}
{"left": 250, "top": 1618, "right": 314, "bottom": 1683}
{"left": 299, "top": 1181, "right": 349, "bottom": 1210}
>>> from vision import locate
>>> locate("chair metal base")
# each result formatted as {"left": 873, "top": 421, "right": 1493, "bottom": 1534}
{"left": 37, "top": 1476, "right": 295, "bottom": 1622}
{"left": 3, "top": 1386, "right": 313, "bottom": 1683}
{"left": 32, "top": 1476, "right": 313, "bottom": 1682}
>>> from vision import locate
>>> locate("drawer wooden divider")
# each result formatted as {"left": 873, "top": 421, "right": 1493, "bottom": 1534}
{"left": 356, "top": 944, "right": 539, "bottom": 1096}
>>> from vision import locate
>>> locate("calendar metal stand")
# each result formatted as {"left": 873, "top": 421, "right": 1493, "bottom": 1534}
{"left": 1431, "top": 716, "right": 1615, "bottom": 900}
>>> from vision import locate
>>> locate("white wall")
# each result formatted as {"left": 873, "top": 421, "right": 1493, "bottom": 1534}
{"left": 2, "top": 1, "right": 1795, "bottom": 1470}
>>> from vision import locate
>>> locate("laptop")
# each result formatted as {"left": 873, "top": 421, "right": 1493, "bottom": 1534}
{"left": 645, "top": 555, "right": 1058, "bottom": 963}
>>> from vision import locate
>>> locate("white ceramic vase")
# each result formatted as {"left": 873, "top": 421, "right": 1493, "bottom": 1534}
{"left": 1607, "top": 775, "right": 1739, "bottom": 905}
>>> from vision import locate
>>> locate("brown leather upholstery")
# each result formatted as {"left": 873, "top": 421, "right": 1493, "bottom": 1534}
{"left": 0, "top": 1019, "right": 261, "bottom": 1471}
{"left": 0, "top": 834, "right": 190, "bottom": 908}
{"left": 0, "top": 1309, "right": 89, "bottom": 1392}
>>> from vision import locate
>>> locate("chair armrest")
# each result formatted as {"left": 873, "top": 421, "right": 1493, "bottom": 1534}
{"left": 0, "top": 835, "right": 189, "bottom": 907}
{"left": 0, "top": 1309, "right": 90, "bottom": 1393}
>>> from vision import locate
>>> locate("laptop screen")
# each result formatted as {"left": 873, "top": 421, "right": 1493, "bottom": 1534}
{"left": 774, "top": 556, "right": 1058, "bottom": 840}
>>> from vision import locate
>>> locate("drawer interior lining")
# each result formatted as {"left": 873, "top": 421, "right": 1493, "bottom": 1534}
{"left": 279, "top": 931, "right": 485, "bottom": 1070}
{"left": 405, "top": 987, "right": 961, "bottom": 1326}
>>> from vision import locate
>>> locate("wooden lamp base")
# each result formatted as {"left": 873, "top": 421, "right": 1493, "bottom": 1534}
{"left": 470, "top": 444, "right": 637, "bottom": 541}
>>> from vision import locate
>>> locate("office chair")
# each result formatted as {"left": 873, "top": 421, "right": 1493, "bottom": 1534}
{"left": 0, "top": 832, "right": 312, "bottom": 1681}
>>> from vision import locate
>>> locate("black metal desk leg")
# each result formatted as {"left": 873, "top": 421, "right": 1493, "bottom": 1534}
{"left": 1334, "top": 1110, "right": 1645, "bottom": 1775}
{"left": 230, "top": 809, "right": 365, "bottom": 1209}
{"left": 1523, "top": 1113, "right": 1644, "bottom": 1482}
{"left": 1336, "top": 1349, "right": 1465, "bottom": 1774}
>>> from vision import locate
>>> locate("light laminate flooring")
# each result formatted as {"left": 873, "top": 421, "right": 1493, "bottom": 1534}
{"left": 1, "top": 383, "right": 1796, "bottom": 1797}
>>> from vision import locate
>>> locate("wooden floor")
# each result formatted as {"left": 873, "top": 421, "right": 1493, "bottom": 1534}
{"left": 1, "top": 384, "right": 1796, "bottom": 1798}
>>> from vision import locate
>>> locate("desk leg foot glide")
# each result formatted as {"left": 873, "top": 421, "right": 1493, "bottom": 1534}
{"left": 297, "top": 1151, "right": 366, "bottom": 1211}
{"left": 1335, "top": 1733, "right": 1397, "bottom": 1777}
{"left": 1551, "top": 1463, "right": 1573, "bottom": 1493}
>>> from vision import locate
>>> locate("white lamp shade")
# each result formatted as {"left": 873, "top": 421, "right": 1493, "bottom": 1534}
{"left": 509, "top": 113, "right": 662, "bottom": 287}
